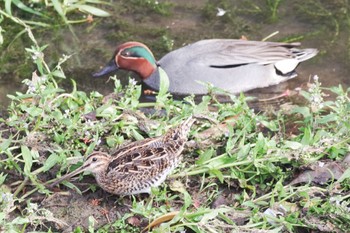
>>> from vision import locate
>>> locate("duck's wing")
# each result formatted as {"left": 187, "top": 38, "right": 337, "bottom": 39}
{"left": 167, "top": 39, "right": 317, "bottom": 67}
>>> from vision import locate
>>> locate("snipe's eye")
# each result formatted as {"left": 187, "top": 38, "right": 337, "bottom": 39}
{"left": 92, "top": 157, "right": 98, "bottom": 162}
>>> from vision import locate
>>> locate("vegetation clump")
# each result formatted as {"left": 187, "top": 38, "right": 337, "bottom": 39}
{"left": 0, "top": 1, "right": 350, "bottom": 232}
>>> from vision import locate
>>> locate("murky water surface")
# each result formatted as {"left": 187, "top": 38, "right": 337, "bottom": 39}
{"left": 1, "top": 0, "right": 349, "bottom": 108}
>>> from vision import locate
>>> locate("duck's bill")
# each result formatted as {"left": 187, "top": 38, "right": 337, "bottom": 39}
{"left": 49, "top": 165, "right": 87, "bottom": 188}
{"left": 92, "top": 59, "right": 119, "bottom": 77}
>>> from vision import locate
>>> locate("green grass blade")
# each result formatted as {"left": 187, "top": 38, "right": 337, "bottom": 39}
{"left": 51, "top": 0, "right": 66, "bottom": 19}
{"left": 5, "top": 0, "right": 12, "bottom": 15}
{"left": 42, "top": 153, "right": 60, "bottom": 172}
{"left": 21, "top": 145, "right": 33, "bottom": 177}
{"left": 0, "top": 173, "right": 7, "bottom": 185}
{"left": 158, "top": 66, "right": 170, "bottom": 96}
{"left": 72, "top": 4, "right": 110, "bottom": 17}
{"left": 84, "top": 0, "right": 112, "bottom": 5}
{"left": 22, "top": 20, "right": 51, "bottom": 27}
{"left": 12, "top": 0, "right": 44, "bottom": 16}
{"left": 337, "top": 168, "right": 350, "bottom": 183}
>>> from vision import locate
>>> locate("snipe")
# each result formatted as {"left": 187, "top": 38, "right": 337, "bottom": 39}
{"left": 50, "top": 117, "right": 195, "bottom": 195}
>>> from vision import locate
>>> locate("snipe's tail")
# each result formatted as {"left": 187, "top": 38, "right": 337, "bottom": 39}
{"left": 166, "top": 116, "right": 195, "bottom": 141}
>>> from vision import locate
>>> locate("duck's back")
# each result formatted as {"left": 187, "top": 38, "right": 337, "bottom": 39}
{"left": 147, "top": 39, "right": 318, "bottom": 95}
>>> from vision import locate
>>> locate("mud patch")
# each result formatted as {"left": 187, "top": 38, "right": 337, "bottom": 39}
{"left": 41, "top": 188, "right": 129, "bottom": 232}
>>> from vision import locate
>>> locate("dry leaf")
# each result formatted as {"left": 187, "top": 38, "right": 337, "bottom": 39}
{"left": 142, "top": 211, "right": 179, "bottom": 232}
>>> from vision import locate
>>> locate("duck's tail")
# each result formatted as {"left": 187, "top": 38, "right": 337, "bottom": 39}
{"left": 293, "top": 48, "right": 319, "bottom": 62}
{"left": 275, "top": 47, "right": 318, "bottom": 76}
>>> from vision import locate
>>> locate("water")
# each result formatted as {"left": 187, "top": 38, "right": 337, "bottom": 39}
{"left": 1, "top": 0, "right": 349, "bottom": 108}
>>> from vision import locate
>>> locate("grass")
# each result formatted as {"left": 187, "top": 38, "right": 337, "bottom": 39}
{"left": 0, "top": 1, "right": 350, "bottom": 232}
{"left": 266, "top": 0, "right": 284, "bottom": 22}
{"left": 3, "top": 0, "right": 110, "bottom": 25}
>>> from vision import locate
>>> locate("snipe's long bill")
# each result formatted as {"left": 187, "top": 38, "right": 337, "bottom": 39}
{"left": 50, "top": 117, "right": 195, "bottom": 195}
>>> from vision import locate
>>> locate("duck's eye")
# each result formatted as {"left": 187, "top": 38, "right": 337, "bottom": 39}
{"left": 92, "top": 157, "right": 98, "bottom": 162}
{"left": 121, "top": 50, "right": 131, "bottom": 57}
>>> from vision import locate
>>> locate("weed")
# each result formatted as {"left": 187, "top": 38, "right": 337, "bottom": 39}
{"left": 266, "top": 0, "right": 284, "bottom": 22}
{"left": 2, "top": 0, "right": 110, "bottom": 25}
{"left": 0, "top": 4, "right": 350, "bottom": 233}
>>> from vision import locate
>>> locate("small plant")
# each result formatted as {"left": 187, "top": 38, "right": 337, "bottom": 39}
{"left": 266, "top": 0, "right": 284, "bottom": 22}
{"left": 1, "top": 5, "right": 350, "bottom": 233}
{"left": 2, "top": 0, "right": 110, "bottom": 25}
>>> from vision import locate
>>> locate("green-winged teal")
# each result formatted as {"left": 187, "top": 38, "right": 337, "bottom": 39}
{"left": 93, "top": 39, "right": 318, "bottom": 95}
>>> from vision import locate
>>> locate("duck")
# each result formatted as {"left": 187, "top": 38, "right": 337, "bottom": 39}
{"left": 92, "top": 39, "right": 318, "bottom": 95}
{"left": 50, "top": 117, "right": 195, "bottom": 195}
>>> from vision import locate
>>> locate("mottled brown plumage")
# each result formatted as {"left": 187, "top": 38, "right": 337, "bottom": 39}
{"left": 50, "top": 117, "right": 195, "bottom": 195}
